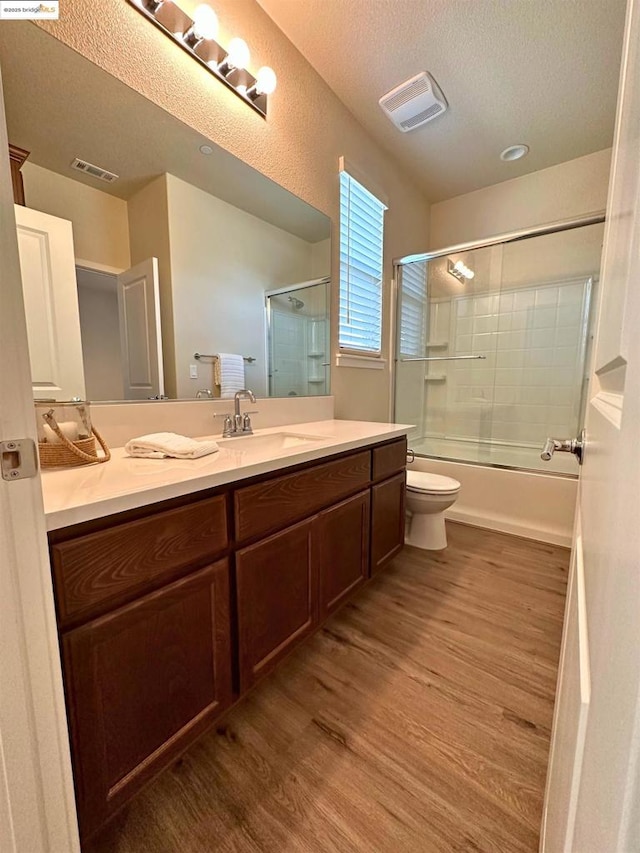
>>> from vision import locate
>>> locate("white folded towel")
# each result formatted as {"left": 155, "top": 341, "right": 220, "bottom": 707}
{"left": 214, "top": 353, "right": 245, "bottom": 399}
{"left": 125, "top": 432, "right": 219, "bottom": 459}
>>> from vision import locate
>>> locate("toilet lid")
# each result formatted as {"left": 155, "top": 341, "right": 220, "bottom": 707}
{"left": 407, "top": 471, "right": 461, "bottom": 494}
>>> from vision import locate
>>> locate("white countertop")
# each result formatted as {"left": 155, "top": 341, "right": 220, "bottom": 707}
{"left": 42, "top": 420, "right": 411, "bottom": 531}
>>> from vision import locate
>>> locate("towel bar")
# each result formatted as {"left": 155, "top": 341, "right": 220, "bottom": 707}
{"left": 194, "top": 353, "right": 256, "bottom": 363}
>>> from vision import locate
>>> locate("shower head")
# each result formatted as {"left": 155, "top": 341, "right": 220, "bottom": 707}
{"left": 288, "top": 296, "right": 304, "bottom": 310}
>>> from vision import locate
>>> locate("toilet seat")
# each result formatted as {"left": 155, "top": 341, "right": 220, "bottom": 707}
{"left": 407, "top": 471, "right": 461, "bottom": 495}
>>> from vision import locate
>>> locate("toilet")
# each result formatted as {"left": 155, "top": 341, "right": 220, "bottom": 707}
{"left": 405, "top": 471, "right": 461, "bottom": 551}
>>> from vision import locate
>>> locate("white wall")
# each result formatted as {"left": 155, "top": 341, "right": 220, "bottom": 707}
{"left": 21, "top": 161, "right": 130, "bottom": 270}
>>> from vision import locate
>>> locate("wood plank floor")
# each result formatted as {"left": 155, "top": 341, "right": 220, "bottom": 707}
{"left": 88, "top": 522, "right": 569, "bottom": 853}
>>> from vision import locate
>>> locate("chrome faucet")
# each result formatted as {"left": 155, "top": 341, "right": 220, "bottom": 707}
{"left": 218, "top": 389, "right": 257, "bottom": 437}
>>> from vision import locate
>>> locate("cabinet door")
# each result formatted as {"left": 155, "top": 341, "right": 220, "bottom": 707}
{"left": 371, "top": 472, "right": 406, "bottom": 575}
{"left": 62, "top": 560, "right": 232, "bottom": 839}
{"left": 236, "top": 518, "right": 316, "bottom": 691}
{"left": 316, "top": 490, "right": 370, "bottom": 619}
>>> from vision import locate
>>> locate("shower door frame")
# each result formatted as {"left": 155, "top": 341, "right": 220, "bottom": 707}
{"left": 391, "top": 212, "right": 606, "bottom": 475}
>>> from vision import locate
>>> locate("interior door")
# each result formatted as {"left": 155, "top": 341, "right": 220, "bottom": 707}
{"left": 117, "top": 257, "right": 164, "bottom": 400}
{"left": 14, "top": 205, "right": 86, "bottom": 401}
{"left": 541, "top": 0, "right": 640, "bottom": 849}
{"left": 0, "top": 69, "right": 80, "bottom": 851}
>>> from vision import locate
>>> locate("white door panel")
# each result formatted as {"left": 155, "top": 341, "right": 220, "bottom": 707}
{"left": 542, "top": 525, "right": 590, "bottom": 852}
{"left": 0, "top": 72, "right": 80, "bottom": 851}
{"left": 15, "top": 204, "right": 85, "bottom": 401}
{"left": 542, "top": 0, "right": 640, "bottom": 849}
{"left": 117, "top": 257, "right": 164, "bottom": 400}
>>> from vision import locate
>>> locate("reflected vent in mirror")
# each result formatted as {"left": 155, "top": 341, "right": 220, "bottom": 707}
{"left": 70, "top": 157, "right": 119, "bottom": 184}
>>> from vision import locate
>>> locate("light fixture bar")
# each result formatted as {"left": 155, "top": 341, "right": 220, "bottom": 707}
{"left": 127, "top": 0, "right": 271, "bottom": 118}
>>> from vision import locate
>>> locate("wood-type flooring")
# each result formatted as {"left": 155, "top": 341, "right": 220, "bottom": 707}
{"left": 89, "top": 522, "right": 569, "bottom": 853}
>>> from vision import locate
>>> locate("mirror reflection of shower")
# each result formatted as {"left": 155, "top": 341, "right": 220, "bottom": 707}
{"left": 266, "top": 278, "right": 330, "bottom": 398}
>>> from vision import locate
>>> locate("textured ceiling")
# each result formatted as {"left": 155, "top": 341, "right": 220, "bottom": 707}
{"left": 257, "top": 0, "right": 627, "bottom": 202}
{"left": 0, "top": 23, "right": 330, "bottom": 242}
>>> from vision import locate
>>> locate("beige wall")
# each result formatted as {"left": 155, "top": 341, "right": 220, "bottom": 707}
{"left": 76, "top": 268, "right": 123, "bottom": 401}
{"left": 127, "top": 175, "right": 176, "bottom": 395}
{"left": 429, "top": 148, "right": 611, "bottom": 249}
{"left": 37, "top": 0, "right": 431, "bottom": 422}
{"left": 165, "top": 173, "right": 318, "bottom": 398}
{"left": 22, "top": 161, "right": 130, "bottom": 270}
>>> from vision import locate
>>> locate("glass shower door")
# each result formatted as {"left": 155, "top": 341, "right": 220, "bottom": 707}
{"left": 395, "top": 221, "right": 602, "bottom": 474}
{"left": 266, "top": 279, "right": 330, "bottom": 397}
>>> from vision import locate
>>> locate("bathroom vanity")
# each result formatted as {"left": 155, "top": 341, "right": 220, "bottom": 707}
{"left": 43, "top": 421, "right": 408, "bottom": 839}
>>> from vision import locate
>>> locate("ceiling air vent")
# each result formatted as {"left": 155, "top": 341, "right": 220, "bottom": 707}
{"left": 379, "top": 72, "right": 448, "bottom": 133}
{"left": 70, "top": 157, "right": 119, "bottom": 184}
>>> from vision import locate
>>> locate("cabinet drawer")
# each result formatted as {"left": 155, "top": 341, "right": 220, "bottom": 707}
{"left": 234, "top": 451, "right": 371, "bottom": 543}
{"left": 372, "top": 437, "right": 407, "bottom": 481}
{"left": 52, "top": 495, "right": 228, "bottom": 626}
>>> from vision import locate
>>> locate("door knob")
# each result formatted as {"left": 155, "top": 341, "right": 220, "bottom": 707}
{"left": 541, "top": 429, "right": 585, "bottom": 465}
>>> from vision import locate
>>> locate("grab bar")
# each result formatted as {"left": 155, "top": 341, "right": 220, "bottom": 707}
{"left": 399, "top": 355, "right": 487, "bottom": 362}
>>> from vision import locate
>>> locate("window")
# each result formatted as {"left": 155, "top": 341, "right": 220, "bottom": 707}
{"left": 398, "top": 261, "right": 428, "bottom": 357}
{"left": 339, "top": 170, "right": 387, "bottom": 354}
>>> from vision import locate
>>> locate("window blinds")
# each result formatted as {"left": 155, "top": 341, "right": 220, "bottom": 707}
{"left": 399, "top": 261, "right": 428, "bottom": 356}
{"left": 339, "top": 171, "right": 386, "bottom": 353}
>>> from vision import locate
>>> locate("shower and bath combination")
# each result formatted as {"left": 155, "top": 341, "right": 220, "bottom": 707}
{"left": 394, "top": 213, "right": 605, "bottom": 478}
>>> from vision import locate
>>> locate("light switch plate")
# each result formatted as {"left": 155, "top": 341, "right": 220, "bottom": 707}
{"left": 189, "top": 364, "right": 198, "bottom": 379}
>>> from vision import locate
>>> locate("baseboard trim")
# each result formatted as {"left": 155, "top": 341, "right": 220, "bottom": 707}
{"left": 445, "top": 508, "right": 572, "bottom": 548}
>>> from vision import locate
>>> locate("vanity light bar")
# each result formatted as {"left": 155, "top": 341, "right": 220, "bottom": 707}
{"left": 127, "top": 0, "right": 276, "bottom": 119}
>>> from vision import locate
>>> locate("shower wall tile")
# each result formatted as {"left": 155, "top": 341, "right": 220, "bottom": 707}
{"left": 423, "top": 279, "right": 589, "bottom": 449}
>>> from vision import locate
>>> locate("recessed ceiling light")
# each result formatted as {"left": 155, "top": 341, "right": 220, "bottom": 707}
{"left": 199, "top": 144, "right": 214, "bottom": 155}
{"left": 500, "top": 144, "right": 529, "bottom": 162}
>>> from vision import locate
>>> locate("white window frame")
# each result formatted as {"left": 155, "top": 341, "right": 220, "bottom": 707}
{"left": 337, "top": 158, "right": 388, "bottom": 366}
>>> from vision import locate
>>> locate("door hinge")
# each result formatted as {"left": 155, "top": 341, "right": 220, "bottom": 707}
{"left": 1, "top": 438, "right": 39, "bottom": 481}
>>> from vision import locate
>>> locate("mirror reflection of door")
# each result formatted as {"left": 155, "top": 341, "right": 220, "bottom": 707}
{"left": 266, "top": 278, "right": 330, "bottom": 398}
{"left": 76, "top": 258, "right": 164, "bottom": 401}
{"left": 14, "top": 201, "right": 164, "bottom": 402}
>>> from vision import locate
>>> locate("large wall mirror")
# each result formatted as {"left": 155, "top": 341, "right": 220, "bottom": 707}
{"left": 0, "top": 24, "right": 331, "bottom": 402}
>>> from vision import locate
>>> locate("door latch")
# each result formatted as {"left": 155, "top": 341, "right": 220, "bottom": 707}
{"left": 1, "top": 438, "right": 38, "bottom": 481}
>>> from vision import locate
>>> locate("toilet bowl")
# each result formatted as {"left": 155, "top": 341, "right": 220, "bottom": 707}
{"left": 405, "top": 471, "right": 461, "bottom": 550}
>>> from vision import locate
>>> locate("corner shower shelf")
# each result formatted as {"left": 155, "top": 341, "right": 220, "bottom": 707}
{"left": 425, "top": 340, "right": 449, "bottom": 349}
{"left": 424, "top": 374, "right": 447, "bottom": 382}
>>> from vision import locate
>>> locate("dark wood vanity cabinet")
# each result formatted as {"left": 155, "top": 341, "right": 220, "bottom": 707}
{"left": 49, "top": 437, "right": 407, "bottom": 840}
{"left": 371, "top": 472, "right": 406, "bottom": 575}
{"left": 62, "top": 559, "right": 232, "bottom": 836}
{"left": 236, "top": 518, "right": 316, "bottom": 691}
{"left": 317, "top": 490, "right": 370, "bottom": 618}
{"left": 236, "top": 489, "right": 372, "bottom": 691}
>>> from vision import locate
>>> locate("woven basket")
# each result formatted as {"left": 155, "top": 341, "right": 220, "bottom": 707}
{"left": 38, "top": 409, "right": 111, "bottom": 469}
{"left": 39, "top": 434, "right": 108, "bottom": 468}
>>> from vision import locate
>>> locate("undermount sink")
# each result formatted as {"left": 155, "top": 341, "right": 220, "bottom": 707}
{"left": 217, "top": 431, "right": 327, "bottom": 453}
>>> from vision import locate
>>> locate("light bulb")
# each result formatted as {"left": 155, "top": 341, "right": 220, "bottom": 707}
{"left": 192, "top": 4, "right": 218, "bottom": 41}
{"left": 226, "top": 37, "right": 250, "bottom": 71}
{"left": 255, "top": 66, "right": 277, "bottom": 95}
